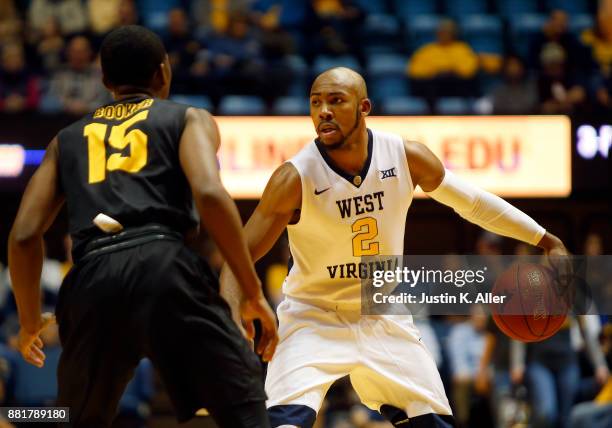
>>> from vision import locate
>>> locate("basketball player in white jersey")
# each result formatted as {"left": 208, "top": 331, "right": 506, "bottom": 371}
{"left": 221, "top": 67, "right": 569, "bottom": 428}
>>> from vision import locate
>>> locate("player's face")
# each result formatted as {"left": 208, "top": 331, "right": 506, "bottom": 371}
{"left": 310, "top": 85, "right": 360, "bottom": 147}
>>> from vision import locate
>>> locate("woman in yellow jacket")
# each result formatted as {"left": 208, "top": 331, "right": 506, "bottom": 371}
{"left": 407, "top": 19, "right": 479, "bottom": 108}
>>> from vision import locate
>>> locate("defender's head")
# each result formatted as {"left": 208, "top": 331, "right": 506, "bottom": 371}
{"left": 100, "top": 25, "right": 171, "bottom": 99}
{"left": 310, "top": 67, "right": 371, "bottom": 149}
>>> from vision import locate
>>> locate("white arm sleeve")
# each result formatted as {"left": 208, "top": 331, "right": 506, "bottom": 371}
{"left": 425, "top": 169, "right": 546, "bottom": 246}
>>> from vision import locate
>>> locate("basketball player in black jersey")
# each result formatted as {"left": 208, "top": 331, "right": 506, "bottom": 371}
{"left": 8, "top": 26, "right": 277, "bottom": 427}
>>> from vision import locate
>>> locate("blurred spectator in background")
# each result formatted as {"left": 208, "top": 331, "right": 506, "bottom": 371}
{"left": 191, "top": 0, "right": 251, "bottom": 34}
{"left": 251, "top": 0, "right": 282, "bottom": 27}
{"left": 581, "top": 0, "right": 612, "bottom": 78}
{"left": 475, "top": 232, "right": 503, "bottom": 256}
{"left": 511, "top": 316, "right": 609, "bottom": 428}
{"left": 0, "top": 0, "right": 22, "bottom": 45}
{"left": 252, "top": 0, "right": 318, "bottom": 62}
{"left": 46, "top": 36, "right": 110, "bottom": 115}
{"left": 514, "top": 241, "right": 539, "bottom": 257}
{"left": 490, "top": 55, "right": 538, "bottom": 114}
{"left": 579, "top": 233, "right": 610, "bottom": 395}
{"left": 252, "top": 2, "right": 295, "bottom": 104}
{"left": 0, "top": 42, "right": 39, "bottom": 112}
{"left": 252, "top": 1, "right": 294, "bottom": 57}
{"left": 584, "top": 232, "right": 604, "bottom": 256}
{"left": 207, "top": 12, "right": 265, "bottom": 97}
{"left": 447, "top": 305, "right": 491, "bottom": 428}
{"left": 570, "top": 323, "right": 612, "bottom": 428}
{"left": 538, "top": 42, "right": 586, "bottom": 114}
{"left": 0, "top": 264, "right": 12, "bottom": 340}
{"left": 0, "top": 326, "right": 13, "bottom": 405}
{"left": 163, "top": 8, "right": 201, "bottom": 93}
{"left": 529, "top": 10, "right": 590, "bottom": 75}
{"left": 581, "top": 0, "right": 612, "bottom": 117}
{"left": 114, "top": 359, "right": 154, "bottom": 428}
{"left": 28, "top": 0, "right": 87, "bottom": 38}
{"left": 593, "top": 70, "right": 612, "bottom": 115}
{"left": 476, "top": 317, "right": 515, "bottom": 428}
{"left": 88, "top": 0, "right": 121, "bottom": 36}
{"left": 189, "top": 47, "right": 217, "bottom": 101}
{"left": 311, "top": 0, "right": 365, "bottom": 64}
{"left": 475, "top": 232, "right": 505, "bottom": 279}
{"left": 582, "top": 0, "right": 612, "bottom": 120}
{"left": 117, "top": 0, "right": 139, "bottom": 27}
{"left": 408, "top": 19, "right": 478, "bottom": 108}
{"left": 35, "top": 17, "right": 64, "bottom": 73}
{"left": 0, "top": 347, "right": 14, "bottom": 427}
{"left": 471, "top": 233, "right": 510, "bottom": 428}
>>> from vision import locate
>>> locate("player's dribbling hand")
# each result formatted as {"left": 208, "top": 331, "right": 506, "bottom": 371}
{"left": 546, "top": 242, "right": 571, "bottom": 275}
{"left": 541, "top": 234, "right": 574, "bottom": 303}
{"left": 17, "top": 312, "right": 55, "bottom": 368}
{"left": 240, "top": 295, "right": 279, "bottom": 362}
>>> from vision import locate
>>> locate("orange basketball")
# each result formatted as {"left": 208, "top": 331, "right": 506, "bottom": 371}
{"left": 491, "top": 263, "right": 568, "bottom": 342}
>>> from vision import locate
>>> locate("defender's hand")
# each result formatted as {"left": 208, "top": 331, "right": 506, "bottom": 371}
{"left": 17, "top": 312, "right": 55, "bottom": 368}
{"left": 240, "top": 295, "right": 278, "bottom": 362}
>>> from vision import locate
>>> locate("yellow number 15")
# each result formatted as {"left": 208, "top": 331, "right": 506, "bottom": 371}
{"left": 84, "top": 110, "right": 149, "bottom": 183}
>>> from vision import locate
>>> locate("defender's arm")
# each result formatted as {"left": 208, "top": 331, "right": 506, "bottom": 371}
{"left": 180, "top": 107, "right": 263, "bottom": 299}
{"left": 9, "top": 137, "right": 64, "bottom": 366}
{"left": 180, "top": 107, "right": 280, "bottom": 360}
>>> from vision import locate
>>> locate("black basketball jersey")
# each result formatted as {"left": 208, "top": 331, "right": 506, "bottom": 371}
{"left": 57, "top": 96, "right": 197, "bottom": 257}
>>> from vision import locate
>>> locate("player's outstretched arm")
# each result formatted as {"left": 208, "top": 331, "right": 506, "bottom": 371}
{"left": 403, "top": 139, "right": 567, "bottom": 255}
{"left": 220, "top": 162, "right": 300, "bottom": 338}
{"left": 179, "top": 107, "right": 277, "bottom": 360}
{"left": 9, "top": 137, "right": 64, "bottom": 367}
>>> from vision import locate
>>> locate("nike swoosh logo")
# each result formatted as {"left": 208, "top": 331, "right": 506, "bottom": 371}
{"left": 314, "top": 187, "right": 331, "bottom": 195}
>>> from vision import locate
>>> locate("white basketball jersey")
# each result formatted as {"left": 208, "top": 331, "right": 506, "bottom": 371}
{"left": 284, "top": 129, "right": 413, "bottom": 310}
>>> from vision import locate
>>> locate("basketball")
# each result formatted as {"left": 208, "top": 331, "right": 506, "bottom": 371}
{"left": 491, "top": 263, "right": 568, "bottom": 343}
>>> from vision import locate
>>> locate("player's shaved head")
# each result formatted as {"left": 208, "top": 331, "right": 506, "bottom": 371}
{"left": 311, "top": 67, "right": 368, "bottom": 99}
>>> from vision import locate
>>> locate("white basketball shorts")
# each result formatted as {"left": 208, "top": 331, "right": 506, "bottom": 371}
{"left": 265, "top": 297, "right": 453, "bottom": 419}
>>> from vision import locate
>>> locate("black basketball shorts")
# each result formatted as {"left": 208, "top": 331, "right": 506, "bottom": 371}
{"left": 55, "top": 238, "right": 266, "bottom": 427}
